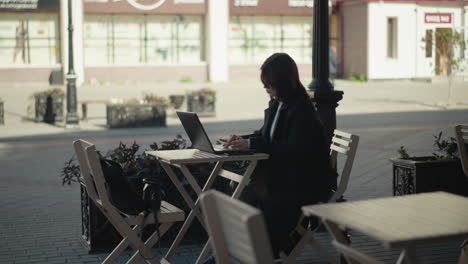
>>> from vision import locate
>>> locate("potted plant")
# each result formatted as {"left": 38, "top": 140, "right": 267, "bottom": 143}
{"left": 61, "top": 135, "right": 240, "bottom": 252}
{"left": 186, "top": 88, "right": 216, "bottom": 117}
{"left": 169, "top": 94, "right": 185, "bottom": 109}
{"left": 62, "top": 136, "right": 188, "bottom": 252}
{"left": 390, "top": 131, "right": 468, "bottom": 197}
{"left": 106, "top": 93, "right": 167, "bottom": 128}
{"left": 33, "top": 87, "right": 64, "bottom": 123}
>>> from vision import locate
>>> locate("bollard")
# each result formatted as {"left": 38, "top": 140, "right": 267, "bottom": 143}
{"left": 0, "top": 98, "right": 4, "bottom": 125}
{"left": 81, "top": 103, "right": 88, "bottom": 121}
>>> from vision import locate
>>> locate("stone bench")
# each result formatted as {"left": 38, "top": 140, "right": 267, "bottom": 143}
{"left": 79, "top": 100, "right": 109, "bottom": 121}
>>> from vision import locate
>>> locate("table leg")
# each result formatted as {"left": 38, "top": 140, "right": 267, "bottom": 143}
{"left": 194, "top": 160, "right": 259, "bottom": 264}
{"left": 322, "top": 220, "right": 349, "bottom": 245}
{"left": 179, "top": 165, "right": 202, "bottom": 195}
{"left": 160, "top": 162, "right": 203, "bottom": 220}
{"left": 231, "top": 160, "right": 257, "bottom": 199}
{"left": 458, "top": 240, "right": 468, "bottom": 264}
{"left": 162, "top": 161, "right": 224, "bottom": 261}
{"left": 195, "top": 239, "right": 211, "bottom": 264}
{"left": 399, "top": 246, "right": 418, "bottom": 264}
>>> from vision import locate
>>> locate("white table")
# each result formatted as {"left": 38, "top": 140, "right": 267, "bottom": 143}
{"left": 302, "top": 191, "right": 468, "bottom": 264}
{"left": 146, "top": 149, "right": 269, "bottom": 264}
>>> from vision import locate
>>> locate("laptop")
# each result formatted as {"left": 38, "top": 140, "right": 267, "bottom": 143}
{"left": 176, "top": 111, "right": 254, "bottom": 155}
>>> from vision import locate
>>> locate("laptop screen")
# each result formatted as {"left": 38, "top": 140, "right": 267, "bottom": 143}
{"left": 176, "top": 111, "right": 216, "bottom": 153}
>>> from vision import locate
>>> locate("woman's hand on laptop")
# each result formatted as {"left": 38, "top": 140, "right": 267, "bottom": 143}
{"left": 227, "top": 139, "right": 249, "bottom": 150}
{"left": 220, "top": 135, "right": 241, "bottom": 147}
{"left": 220, "top": 135, "right": 249, "bottom": 150}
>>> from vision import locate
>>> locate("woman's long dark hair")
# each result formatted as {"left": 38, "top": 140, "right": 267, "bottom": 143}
{"left": 260, "top": 53, "right": 308, "bottom": 102}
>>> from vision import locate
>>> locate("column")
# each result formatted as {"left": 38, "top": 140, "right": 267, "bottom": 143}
{"left": 205, "top": 0, "right": 229, "bottom": 82}
{"left": 309, "top": 0, "right": 343, "bottom": 143}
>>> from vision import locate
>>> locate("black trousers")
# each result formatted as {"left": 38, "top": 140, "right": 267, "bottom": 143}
{"left": 239, "top": 184, "right": 302, "bottom": 257}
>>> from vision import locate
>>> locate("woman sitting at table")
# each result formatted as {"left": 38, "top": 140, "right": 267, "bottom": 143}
{"left": 222, "top": 52, "right": 335, "bottom": 257}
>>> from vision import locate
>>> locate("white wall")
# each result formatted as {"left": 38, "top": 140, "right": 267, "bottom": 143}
{"left": 367, "top": 2, "right": 417, "bottom": 79}
{"left": 367, "top": 2, "right": 467, "bottom": 79}
{"left": 206, "top": 0, "right": 229, "bottom": 82}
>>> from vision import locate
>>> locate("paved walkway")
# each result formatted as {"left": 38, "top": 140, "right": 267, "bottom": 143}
{"left": 0, "top": 78, "right": 467, "bottom": 263}
{"left": 1, "top": 78, "right": 468, "bottom": 139}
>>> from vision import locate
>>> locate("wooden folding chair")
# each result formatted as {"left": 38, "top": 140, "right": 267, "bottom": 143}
{"left": 73, "top": 139, "right": 185, "bottom": 264}
{"left": 331, "top": 240, "right": 384, "bottom": 264}
{"left": 284, "top": 129, "right": 360, "bottom": 264}
{"left": 455, "top": 125, "right": 468, "bottom": 178}
{"left": 200, "top": 190, "right": 275, "bottom": 264}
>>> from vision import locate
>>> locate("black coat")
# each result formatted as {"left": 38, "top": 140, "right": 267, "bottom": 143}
{"left": 240, "top": 94, "right": 334, "bottom": 255}
{"left": 246, "top": 95, "right": 334, "bottom": 205}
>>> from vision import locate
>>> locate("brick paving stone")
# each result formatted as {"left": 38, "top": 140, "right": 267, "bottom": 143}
{"left": 1, "top": 81, "right": 467, "bottom": 263}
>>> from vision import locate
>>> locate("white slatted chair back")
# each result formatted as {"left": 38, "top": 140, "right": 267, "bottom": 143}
{"left": 455, "top": 125, "right": 468, "bottom": 178}
{"left": 73, "top": 139, "right": 112, "bottom": 210}
{"left": 329, "top": 129, "right": 360, "bottom": 202}
{"left": 331, "top": 240, "right": 384, "bottom": 264}
{"left": 200, "top": 190, "right": 274, "bottom": 264}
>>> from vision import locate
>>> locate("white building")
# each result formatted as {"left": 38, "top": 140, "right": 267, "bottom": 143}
{"left": 3, "top": 0, "right": 464, "bottom": 83}
{"left": 0, "top": 0, "right": 317, "bottom": 83}
{"left": 339, "top": 0, "right": 468, "bottom": 80}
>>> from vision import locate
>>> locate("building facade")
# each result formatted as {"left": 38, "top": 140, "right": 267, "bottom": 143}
{"left": 4, "top": 0, "right": 463, "bottom": 83}
{"left": 339, "top": 0, "right": 468, "bottom": 80}
{"left": 0, "top": 0, "right": 320, "bottom": 83}
{"left": 0, "top": 0, "right": 62, "bottom": 82}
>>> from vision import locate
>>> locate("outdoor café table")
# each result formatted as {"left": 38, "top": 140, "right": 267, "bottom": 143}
{"left": 145, "top": 149, "right": 269, "bottom": 264}
{"left": 301, "top": 191, "right": 468, "bottom": 264}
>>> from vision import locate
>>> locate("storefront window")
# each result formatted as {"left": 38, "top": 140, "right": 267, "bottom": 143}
{"left": 83, "top": 15, "right": 112, "bottom": 64}
{"left": 387, "top": 17, "right": 398, "bottom": 59}
{"left": 229, "top": 15, "right": 312, "bottom": 64}
{"left": 84, "top": 14, "right": 203, "bottom": 65}
{"left": 0, "top": 13, "right": 60, "bottom": 65}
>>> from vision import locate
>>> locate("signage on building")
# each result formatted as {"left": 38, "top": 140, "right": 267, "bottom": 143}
{"left": 85, "top": 0, "right": 203, "bottom": 9}
{"left": 288, "top": 0, "right": 313, "bottom": 8}
{"left": 234, "top": 0, "right": 258, "bottom": 7}
{"left": 0, "top": 0, "right": 59, "bottom": 10}
{"left": 424, "top": 13, "right": 452, "bottom": 24}
{"left": 174, "top": 0, "right": 203, "bottom": 3}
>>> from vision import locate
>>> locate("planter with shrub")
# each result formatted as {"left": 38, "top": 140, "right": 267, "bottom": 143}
{"left": 33, "top": 88, "right": 64, "bottom": 123}
{"left": 62, "top": 136, "right": 240, "bottom": 252}
{"left": 186, "top": 88, "right": 216, "bottom": 117}
{"left": 106, "top": 94, "right": 167, "bottom": 128}
{"left": 169, "top": 94, "right": 185, "bottom": 109}
{"left": 390, "top": 132, "right": 468, "bottom": 197}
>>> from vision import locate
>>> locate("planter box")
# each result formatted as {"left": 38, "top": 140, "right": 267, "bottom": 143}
{"left": 34, "top": 95, "right": 64, "bottom": 123}
{"left": 80, "top": 183, "right": 121, "bottom": 253}
{"left": 106, "top": 103, "right": 166, "bottom": 128}
{"left": 169, "top": 94, "right": 185, "bottom": 109}
{"left": 0, "top": 98, "right": 3, "bottom": 125}
{"left": 390, "top": 156, "right": 468, "bottom": 197}
{"left": 187, "top": 95, "right": 215, "bottom": 117}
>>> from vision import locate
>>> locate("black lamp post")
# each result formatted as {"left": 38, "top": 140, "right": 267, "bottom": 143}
{"left": 309, "top": 0, "right": 342, "bottom": 143}
{"left": 65, "top": 0, "right": 79, "bottom": 127}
